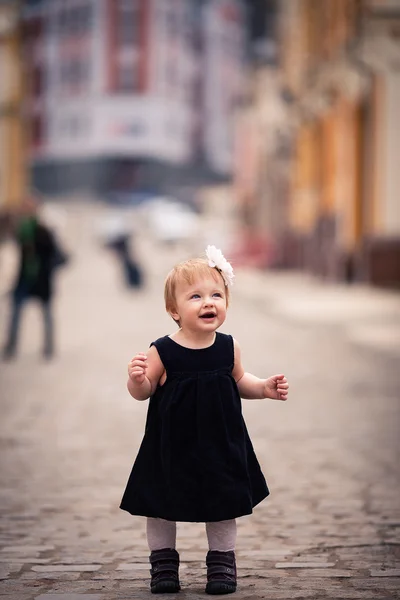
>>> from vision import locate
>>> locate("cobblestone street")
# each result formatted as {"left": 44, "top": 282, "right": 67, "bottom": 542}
{"left": 0, "top": 207, "right": 399, "bottom": 600}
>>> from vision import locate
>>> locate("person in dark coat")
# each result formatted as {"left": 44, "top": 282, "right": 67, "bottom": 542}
{"left": 98, "top": 211, "right": 144, "bottom": 289}
{"left": 121, "top": 245, "right": 289, "bottom": 595}
{"left": 2, "top": 200, "right": 68, "bottom": 360}
{"left": 105, "top": 233, "right": 143, "bottom": 288}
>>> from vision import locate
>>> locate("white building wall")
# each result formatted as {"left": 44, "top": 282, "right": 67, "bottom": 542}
{"left": 148, "top": 0, "right": 196, "bottom": 161}
{"left": 42, "top": 0, "right": 97, "bottom": 157}
{"left": 92, "top": 0, "right": 107, "bottom": 95}
{"left": 202, "top": 0, "right": 245, "bottom": 176}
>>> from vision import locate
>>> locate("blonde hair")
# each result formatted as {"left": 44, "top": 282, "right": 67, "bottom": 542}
{"left": 164, "top": 258, "right": 230, "bottom": 322}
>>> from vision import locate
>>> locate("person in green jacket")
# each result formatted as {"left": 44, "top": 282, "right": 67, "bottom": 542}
{"left": 2, "top": 198, "right": 68, "bottom": 360}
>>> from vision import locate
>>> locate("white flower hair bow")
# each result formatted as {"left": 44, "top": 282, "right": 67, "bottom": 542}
{"left": 205, "top": 245, "right": 235, "bottom": 287}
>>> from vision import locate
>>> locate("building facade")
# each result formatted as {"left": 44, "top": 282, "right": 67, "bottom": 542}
{"left": 21, "top": 0, "right": 246, "bottom": 196}
{"left": 202, "top": 0, "right": 245, "bottom": 176}
{"left": 276, "top": 0, "right": 400, "bottom": 288}
{"left": 356, "top": 0, "right": 400, "bottom": 286}
{"left": 0, "top": 0, "right": 26, "bottom": 208}
{"left": 232, "top": 0, "right": 292, "bottom": 267}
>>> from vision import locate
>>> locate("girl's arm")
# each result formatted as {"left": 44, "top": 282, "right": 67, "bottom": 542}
{"left": 232, "top": 339, "right": 288, "bottom": 401}
{"left": 127, "top": 345, "right": 165, "bottom": 400}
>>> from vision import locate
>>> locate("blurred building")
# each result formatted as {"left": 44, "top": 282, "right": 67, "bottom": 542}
{"left": 232, "top": 0, "right": 290, "bottom": 267}
{"left": 21, "top": 0, "right": 246, "bottom": 198}
{"left": 202, "top": 0, "right": 245, "bottom": 176}
{"left": 277, "top": 0, "right": 400, "bottom": 288}
{"left": 236, "top": 0, "right": 400, "bottom": 288}
{"left": 0, "top": 0, "right": 26, "bottom": 208}
{"left": 356, "top": 0, "right": 400, "bottom": 287}
{"left": 277, "top": 0, "right": 366, "bottom": 283}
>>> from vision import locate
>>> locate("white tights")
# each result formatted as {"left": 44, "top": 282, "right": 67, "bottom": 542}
{"left": 146, "top": 517, "right": 237, "bottom": 552}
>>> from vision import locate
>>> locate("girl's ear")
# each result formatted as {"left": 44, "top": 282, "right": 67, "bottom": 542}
{"left": 169, "top": 308, "right": 179, "bottom": 322}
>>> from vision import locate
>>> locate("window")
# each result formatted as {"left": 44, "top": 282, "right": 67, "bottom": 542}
{"left": 117, "top": 64, "right": 138, "bottom": 92}
{"left": 166, "top": 61, "right": 177, "bottom": 87}
{"left": 60, "top": 59, "right": 89, "bottom": 91}
{"left": 77, "top": 5, "right": 93, "bottom": 33}
{"left": 165, "top": 8, "right": 179, "bottom": 38}
{"left": 58, "top": 3, "right": 92, "bottom": 36}
{"left": 32, "top": 66, "right": 43, "bottom": 96}
{"left": 58, "top": 115, "right": 89, "bottom": 139}
{"left": 117, "top": 16, "right": 138, "bottom": 45}
{"left": 117, "top": 0, "right": 140, "bottom": 45}
{"left": 119, "top": 0, "right": 138, "bottom": 10}
{"left": 31, "top": 115, "right": 43, "bottom": 146}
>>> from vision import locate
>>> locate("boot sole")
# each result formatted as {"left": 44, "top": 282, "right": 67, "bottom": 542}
{"left": 206, "top": 581, "right": 237, "bottom": 595}
{"left": 151, "top": 580, "right": 181, "bottom": 593}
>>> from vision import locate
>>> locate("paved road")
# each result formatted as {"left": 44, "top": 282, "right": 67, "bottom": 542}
{"left": 0, "top": 208, "right": 399, "bottom": 599}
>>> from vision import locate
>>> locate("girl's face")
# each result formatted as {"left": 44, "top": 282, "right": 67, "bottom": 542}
{"left": 170, "top": 273, "right": 227, "bottom": 334}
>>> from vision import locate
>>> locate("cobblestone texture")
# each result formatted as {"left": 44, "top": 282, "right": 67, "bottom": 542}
{"left": 0, "top": 205, "right": 399, "bottom": 599}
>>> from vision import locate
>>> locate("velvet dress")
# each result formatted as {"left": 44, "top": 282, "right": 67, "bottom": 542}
{"left": 120, "top": 332, "right": 269, "bottom": 522}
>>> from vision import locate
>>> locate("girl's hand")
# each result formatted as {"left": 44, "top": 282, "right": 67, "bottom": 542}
{"left": 264, "top": 374, "right": 289, "bottom": 401}
{"left": 128, "top": 352, "right": 148, "bottom": 385}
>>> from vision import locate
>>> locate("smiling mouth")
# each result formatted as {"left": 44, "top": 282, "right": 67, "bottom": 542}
{"left": 200, "top": 313, "right": 216, "bottom": 319}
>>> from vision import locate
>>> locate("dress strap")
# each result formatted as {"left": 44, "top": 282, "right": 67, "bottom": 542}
{"left": 215, "top": 332, "right": 235, "bottom": 369}
{"left": 150, "top": 336, "right": 174, "bottom": 371}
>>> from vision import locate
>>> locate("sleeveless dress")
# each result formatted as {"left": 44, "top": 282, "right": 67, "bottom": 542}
{"left": 120, "top": 332, "right": 269, "bottom": 522}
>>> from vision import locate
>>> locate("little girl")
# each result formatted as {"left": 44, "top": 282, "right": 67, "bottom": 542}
{"left": 120, "top": 246, "right": 289, "bottom": 595}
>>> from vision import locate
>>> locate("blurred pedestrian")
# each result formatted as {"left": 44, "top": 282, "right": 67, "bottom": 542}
{"left": 105, "top": 232, "right": 143, "bottom": 288}
{"left": 121, "top": 245, "right": 289, "bottom": 594}
{"left": 2, "top": 197, "right": 69, "bottom": 360}
{"left": 98, "top": 211, "right": 144, "bottom": 289}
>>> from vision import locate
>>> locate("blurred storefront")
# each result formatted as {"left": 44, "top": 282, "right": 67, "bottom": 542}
{"left": 0, "top": 0, "right": 26, "bottom": 208}
{"left": 232, "top": 0, "right": 400, "bottom": 288}
{"left": 276, "top": 0, "right": 400, "bottom": 288}
{"left": 277, "top": 0, "right": 367, "bottom": 282}
{"left": 356, "top": 0, "right": 400, "bottom": 287}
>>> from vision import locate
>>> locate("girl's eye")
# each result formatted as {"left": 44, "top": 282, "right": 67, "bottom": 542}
{"left": 213, "top": 293, "right": 222, "bottom": 298}
{"left": 191, "top": 294, "right": 200, "bottom": 299}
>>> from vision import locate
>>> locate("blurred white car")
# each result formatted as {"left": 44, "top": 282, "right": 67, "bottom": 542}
{"left": 142, "top": 197, "right": 200, "bottom": 244}
{"left": 96, "top": 210, "right": 133, "bottom": 244}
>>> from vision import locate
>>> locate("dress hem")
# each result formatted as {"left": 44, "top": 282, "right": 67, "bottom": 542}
{"left": 119, "top": 492, "right": 269, "bottom": 523}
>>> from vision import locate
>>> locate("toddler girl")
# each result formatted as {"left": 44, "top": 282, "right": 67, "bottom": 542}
{"left": 120, "top": 246, "right": 289, "bottom": 594}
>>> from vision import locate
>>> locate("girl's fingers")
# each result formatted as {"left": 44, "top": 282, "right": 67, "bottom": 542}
{"left": 130, "top": 366, "right": 145, "bottom": 374}
{"left": 128, "top": 365, "right": 146, "bottom": 378}
{"left": 129, "top": 355, "right": 147, "bottom": 364}
{"left": 130, "top": 370, "right": 145, "bottom": 379}
{"left": 129, "top": 360, "right": 147, "bottom": 368}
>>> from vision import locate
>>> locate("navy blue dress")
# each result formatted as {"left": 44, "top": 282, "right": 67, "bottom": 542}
{"left": 120, "top": 332, "right": 269, "bottom": 522}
